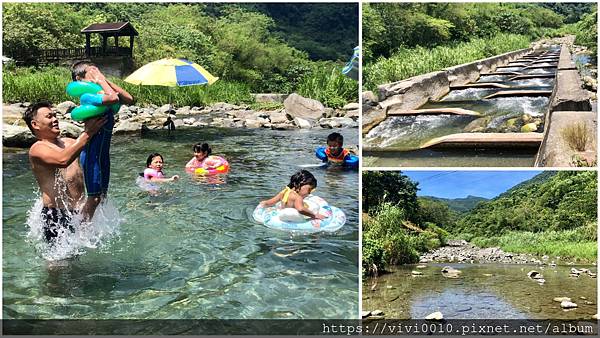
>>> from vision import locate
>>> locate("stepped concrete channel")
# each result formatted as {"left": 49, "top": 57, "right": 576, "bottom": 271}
{"left": 363, "top": 39, "right": 595, "bottom": 167}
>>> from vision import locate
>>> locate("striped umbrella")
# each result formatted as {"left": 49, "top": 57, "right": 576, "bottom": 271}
{"left": 124, "top": 58, "right": 218, "bottom": 87}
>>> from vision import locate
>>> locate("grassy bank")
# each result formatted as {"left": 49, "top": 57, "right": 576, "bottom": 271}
{"left": 363, "top": 33, "right": 530, "bottom": 91}
{"left": 362, "top": 204, "right": 447, "bottom": 275}
{"left": 3, "top": 63, "right": 356, "bottom": 108}
{"left": 469, "top": 226, "right": 597, "bottom": 262}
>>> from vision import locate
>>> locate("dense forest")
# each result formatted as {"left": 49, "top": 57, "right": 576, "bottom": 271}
{"left": 362, "top": 171, "right": 597, "bottom": 275}
{"left": 2, "top": 3, "right": 358, "bottom": 107}
{"left": 421, "top": 195, "right": 488, "bottom": 214}
{"left": 363, "top": 2, "right": 597, "bottom": 89}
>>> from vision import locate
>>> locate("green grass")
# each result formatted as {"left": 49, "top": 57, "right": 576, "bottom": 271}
{"left": 470, "top": 227, "right": 597, "bottom": 262}
{"left": 3, "top": 64, "right": 356, "bottom": 108}
{"left": 364, "top": 33, "right": 531, "bottom": 91}
{"left": 297, "top": 64, "right": 358, "bottom": 108}
{"left": 2, "top": 66, "right": 256, "bottom": 107}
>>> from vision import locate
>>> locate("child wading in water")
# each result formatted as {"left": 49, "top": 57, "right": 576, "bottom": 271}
{"left": 185, "top": 143, "right": 229, "bottom": 173}
{"left": 143, "top": 153, "right": 179, "bottom": 183}
{"left": 259, "top": 170, "right": 329, "bottom": 223}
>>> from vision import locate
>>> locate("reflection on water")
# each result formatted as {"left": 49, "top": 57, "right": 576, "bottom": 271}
{"left": 3, "top": 128, "right": 358, "bottom": 319}
{"left": 363, "top": 264, "right": 597, "bottom": 319}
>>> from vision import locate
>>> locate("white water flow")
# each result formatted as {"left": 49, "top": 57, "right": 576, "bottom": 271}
{"left": 26, "top": 170, "right": 121, "bottom": 261}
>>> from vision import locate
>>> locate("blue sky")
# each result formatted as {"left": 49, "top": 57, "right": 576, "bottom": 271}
{"left": 402, "top": 171, "right": 543, "bottom": 199}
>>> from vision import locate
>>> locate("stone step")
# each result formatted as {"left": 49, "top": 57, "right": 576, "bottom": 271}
{"left": 387, "top": 107, "right": 481, "bottom": 116}
{"left": 420, "top": 132, "right": 544, "bottom": 149}
{"left": 452, "top": 83, "right": 511, "bottom": 90}
{"left": 508, "top": 74, "right": 555, "bottom": 81}
{"left": 481, "top": 71, "right": 522, "bottom": 76}
{"left": 484, "top": 90, "right": 553, "bottom": 99}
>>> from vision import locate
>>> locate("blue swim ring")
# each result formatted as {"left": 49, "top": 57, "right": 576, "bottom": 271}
{"left": 253, "top": 195, "right": 346, "bottom": 233}
{"left": 315, "top": 146, "right": 359, "bottom": 169}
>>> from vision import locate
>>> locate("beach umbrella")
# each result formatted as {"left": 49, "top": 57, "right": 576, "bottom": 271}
{"left": 124, "top": 58, "right": 218, "bottom": 117}
{"left": 124, "top": 58, "right": 218, "bottom": 86}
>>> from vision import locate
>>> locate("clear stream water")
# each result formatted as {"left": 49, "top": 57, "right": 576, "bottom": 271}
{"left": 363, "top": 264, "right": 597, "bottom": 319}
{"left": 3, "top": 128, "right": 359, "bottom": 319}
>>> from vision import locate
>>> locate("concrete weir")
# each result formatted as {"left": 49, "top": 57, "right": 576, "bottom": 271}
{"left": 420, "top": 133, "right": 544, "bottom": 149}
{"left": 363, "top": 47, "right": 532, "bottom": 134}
{"left": 363, "top": 37, "right": 595, "bottom": 166}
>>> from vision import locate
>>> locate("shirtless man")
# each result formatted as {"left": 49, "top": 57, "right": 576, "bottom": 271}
{"left": 23, "top": 101, "right": 105, "bottom": 242}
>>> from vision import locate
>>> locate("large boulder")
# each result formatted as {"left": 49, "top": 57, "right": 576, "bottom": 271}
{"left": 269, "top": 112, "right": 289, "bottom": 124}
{"left": 59, "top": 121, "right": 83, "bottom": 138}
{"left": 294, "top": 117, "right": 312, "bottom": 129}
{"left": 113, "top": 120, "right": 142, "bottom": 134}
{"left": 283, "top": 93, "right": 325, "bottom": 120}
{"left": 3, "top": 123, "right": 35, "bottom": 147}
{"left": 319, "top": 117, "right": 357, "bottom": 129}
{"left": 3, "top": 103, "right": 26, "bottom": 123}
{"left": 56, "top": 101, "right": 77, "bottom": 115}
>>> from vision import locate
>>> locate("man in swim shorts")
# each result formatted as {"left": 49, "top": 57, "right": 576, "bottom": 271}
{"left": 23, "top": 101, "right": 105, "bottom": 242}
{"left": 70, "top": 62, "right": 134, "bottom": 221}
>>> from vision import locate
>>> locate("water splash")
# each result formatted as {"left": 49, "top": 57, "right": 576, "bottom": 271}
{"left": 25, "top": 172, "right": 122, "bottom": 261}
{"left": 477, "top": 75, "right": 508, "bottom": 82}
{"left": 491, "top": 97, "right": 549, "bottom": 117}
{"left": 442, "top": 88, "right": 493, "bottom": 101}
{"left": 509, "top": 78, "right": 554, "bottom": 87}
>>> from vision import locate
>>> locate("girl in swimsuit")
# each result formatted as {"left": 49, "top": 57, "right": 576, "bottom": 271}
{"left": 185, "top": 143, "right": 228, "bottom": 172}
{"left": 143, "top": 153, "right": 179, "bottom": 183}
{"left": 259, "top": 170, "right": 328, "bottom": 220}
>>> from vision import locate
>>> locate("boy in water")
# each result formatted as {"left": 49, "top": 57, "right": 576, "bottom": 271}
{"left": 23, "top": 101, "right": 105, "bottom": 242}
{"left": 70, "top": 62, "right": 134, "bottom": 221}
{"left": 316, "top": 132, "right": 354, "bottom": 166}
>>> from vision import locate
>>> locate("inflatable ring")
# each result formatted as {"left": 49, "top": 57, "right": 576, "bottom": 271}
{"left": 70, "top": 104, "right": 106, "bottom": 121}
{"left": 253, "top": 195, "right": 346, "bottom": 233}
{"left": 66, "top": 81, "right": 119, "bottom": 121}
{"left": 193, "top": 156, "right": 230, "bottom": 176}
{"left": 66, "top": 81, "right": 103, "bottom": 97}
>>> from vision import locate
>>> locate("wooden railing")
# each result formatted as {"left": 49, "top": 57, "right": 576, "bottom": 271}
{"left": 8, "top": 46, "right": 132, "bottom": 63}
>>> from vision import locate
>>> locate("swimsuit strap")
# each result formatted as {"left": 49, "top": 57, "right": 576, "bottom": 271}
{"left": 281, "top": 186, "right": 293, "bottom": 204}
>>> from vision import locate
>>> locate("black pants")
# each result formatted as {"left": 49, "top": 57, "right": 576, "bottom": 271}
{"left": 41, "top": 207, "right": 75, "bottom": 242}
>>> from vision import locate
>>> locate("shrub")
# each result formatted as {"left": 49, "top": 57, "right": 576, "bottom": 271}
{"left": 561, "top": 122, "right": 589, "bottom": 151}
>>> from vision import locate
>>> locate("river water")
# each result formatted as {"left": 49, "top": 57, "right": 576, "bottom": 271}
{"left": 3, "top": 128, "right": 359, "bottom": 319}
{"left": 363, "top": 264, "right": 597, "bottom": 319}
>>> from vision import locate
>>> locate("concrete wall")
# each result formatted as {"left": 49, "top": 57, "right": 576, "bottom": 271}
{"left": 535, "top": 45, "right": 594, "bottom": 167}
{"left": 363, "top": 47, "right": 532, "bottom": 134}
{"left": 535, "top": 111, "right": 597, "bottom": 167}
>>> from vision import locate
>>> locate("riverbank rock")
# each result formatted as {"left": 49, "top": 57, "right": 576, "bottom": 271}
{"left": 283, "top": 93, "right": 325, "bottom": 120}
{"left": 553, "top": 297, "right": 571, "bottom": 303}
{"left": 441, "top": 266, "right": 462, "bottom": 278}
{"left": 521, "top": 123, "right": 539, "bottom": 133}
{"left": 411, "top": 270, "right": 423, "bottom": 276}
{"left": 2, "top": 124, "right": 35, "bottom": 147}
{"left": 425, "top": 311, "right": 443, "bottom": 320}
{"left": 464, "top": 117, "right": 491, "bottom": 132}
{"left": 527, "top": 270, "right": 544, "bottom": 279}
{"left": 560, "top": 300, "right": 578, "bottom": 309}
{"left": 420, "top": 241, "right": 545, "bottom": 265}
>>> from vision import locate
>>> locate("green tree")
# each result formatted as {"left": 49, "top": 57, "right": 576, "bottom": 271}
{"left": 362, "top": 171, "right": 420, "bottom": 221}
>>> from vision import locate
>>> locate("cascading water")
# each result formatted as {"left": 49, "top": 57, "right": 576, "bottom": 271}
{"left": 365, "top": 47, "right": 560, "bottom": 166}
